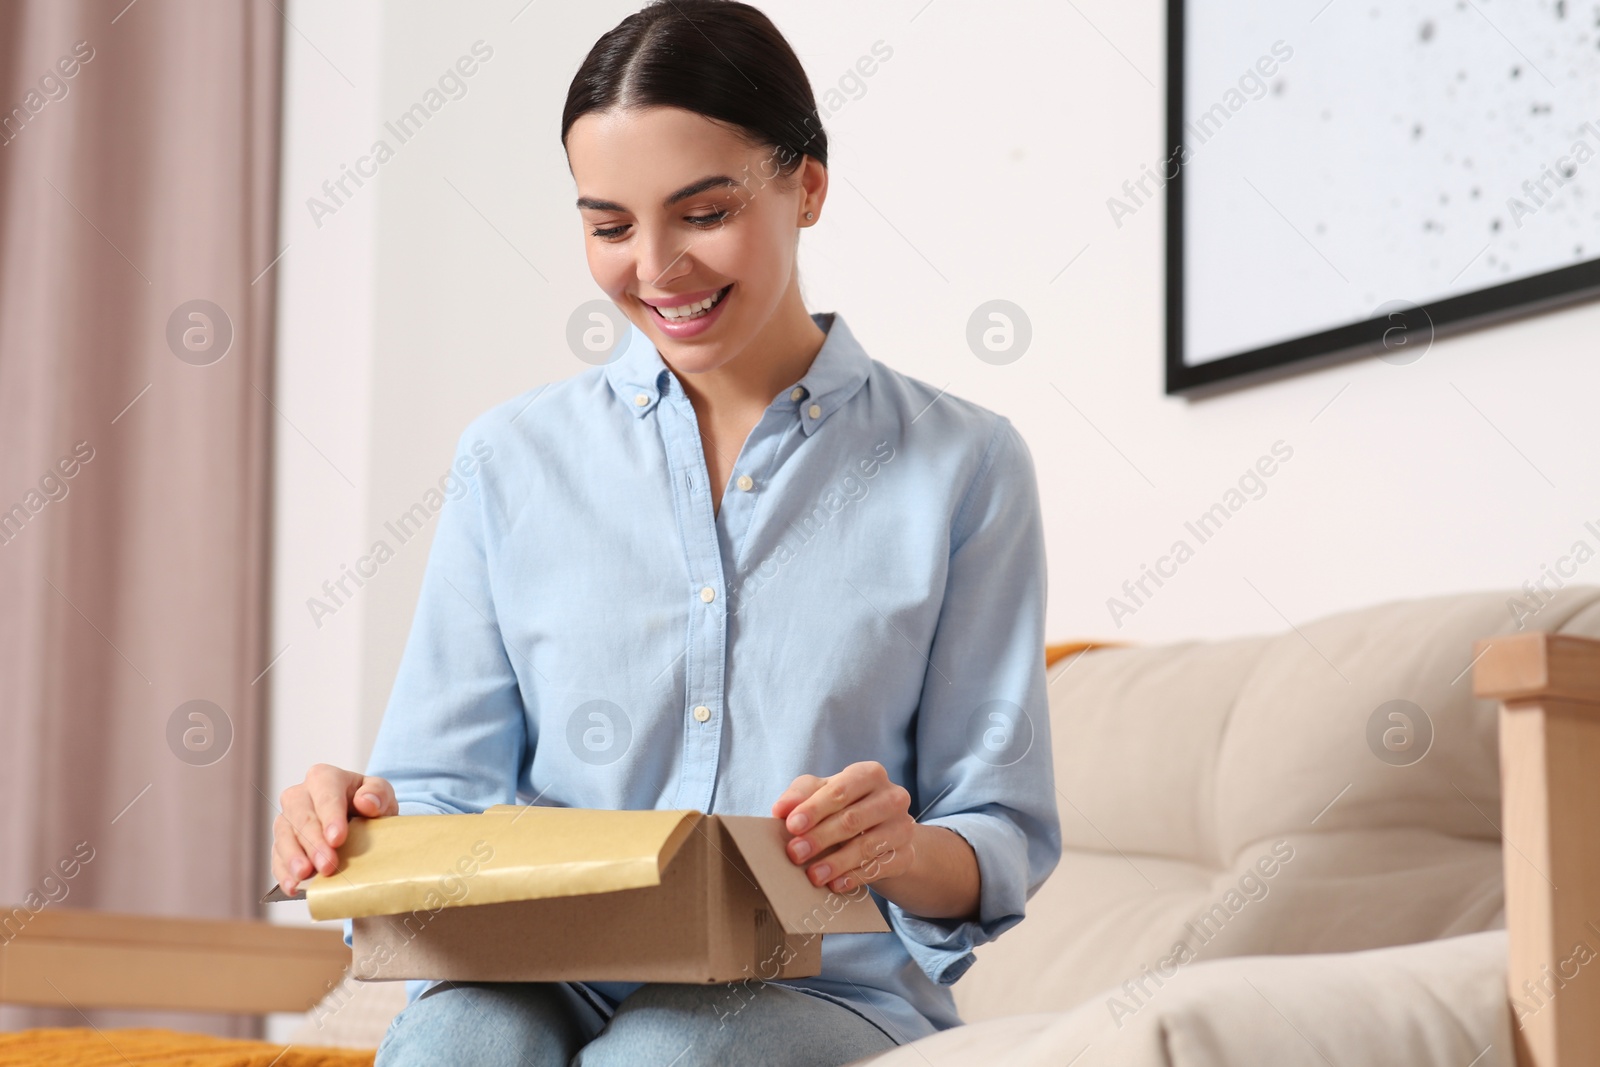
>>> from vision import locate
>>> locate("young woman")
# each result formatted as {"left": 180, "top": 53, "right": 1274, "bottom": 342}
{"left": 270, "top": 2, "right": 1060, "bottom": 1063}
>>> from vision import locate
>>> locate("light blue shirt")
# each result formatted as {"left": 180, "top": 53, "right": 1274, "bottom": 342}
{"left": 344, "top": 310, "right": 1061, "bottom": 1046}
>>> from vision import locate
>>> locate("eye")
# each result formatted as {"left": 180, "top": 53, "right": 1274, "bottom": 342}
{"left": 588, "top": 211, "right": 730, "bottom": 242}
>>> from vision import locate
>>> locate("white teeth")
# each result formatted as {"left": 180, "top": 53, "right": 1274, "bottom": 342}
{"left": 657, "top": 287, "right": 728, "bottom": 320}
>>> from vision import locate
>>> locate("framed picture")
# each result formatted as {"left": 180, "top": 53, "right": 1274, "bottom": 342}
{"left": 1165, "top": 0, "right": 1600, "bottom": 395}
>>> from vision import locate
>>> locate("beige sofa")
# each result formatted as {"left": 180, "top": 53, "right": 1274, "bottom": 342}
{"left": 852, "top": 584, "right": 1600, "bottom": 1066}
{"left": 276, "top": 584, "right": 1600, "bottom": 1065}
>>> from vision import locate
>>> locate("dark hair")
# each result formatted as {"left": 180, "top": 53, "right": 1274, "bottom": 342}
{"left": 561, "top": 0, "right": 827, "bottom": 185}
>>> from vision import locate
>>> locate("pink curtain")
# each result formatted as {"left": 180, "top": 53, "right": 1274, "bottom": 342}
{"left": 0, "top": 0, "right": 281, "bottom": 1038}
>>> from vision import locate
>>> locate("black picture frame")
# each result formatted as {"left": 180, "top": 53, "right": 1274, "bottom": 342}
{"left": 1164, "top": 0, "right": 1600, "bottom": 397}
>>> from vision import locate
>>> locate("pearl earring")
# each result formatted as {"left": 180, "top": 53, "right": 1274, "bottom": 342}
{"left": 805, "top": 211, "right": 815, "bottom": 220}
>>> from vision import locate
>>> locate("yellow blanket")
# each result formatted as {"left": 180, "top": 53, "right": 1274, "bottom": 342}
{"left": 0, "top": 1028, "right": 373, "bottom": 1066}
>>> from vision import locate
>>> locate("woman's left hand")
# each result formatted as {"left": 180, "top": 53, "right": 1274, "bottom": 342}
{"left": 771, "top": 761, "right": 917, "bottom": 893}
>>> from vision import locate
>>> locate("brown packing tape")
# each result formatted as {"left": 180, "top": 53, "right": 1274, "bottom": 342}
{"left": 300, "top": 807, "right": 703, "bottom": 921}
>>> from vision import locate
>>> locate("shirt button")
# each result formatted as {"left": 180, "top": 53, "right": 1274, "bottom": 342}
{"left": 700, "top": 585, "right": 716, "bottom": 603}
{"left": 693, "top": 705, "right": 711, "bottom": 722}
{"left": 634, "top": 393, "right": 649, "bottom": 407}
{"left": 790, "top": 386, "right": 804, "bottom": 401}
{"left": 808, "top": 403, "right": 821, "bottom": 419}
{"left": 736, "top": 474, "right": 754, "bottom": 492}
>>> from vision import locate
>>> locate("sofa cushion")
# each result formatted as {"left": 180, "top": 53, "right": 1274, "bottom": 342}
{"left": 955, "top": 585, "right": 1600, "bottom": 1023}
{"left": 854, "top": 929, "right": 1513, "bottom": 1066}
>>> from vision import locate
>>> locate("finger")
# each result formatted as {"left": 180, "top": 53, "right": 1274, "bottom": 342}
{"left": 308, "top": 764, "right": 363, "bottom": 850}
{"left": 279, "top": 781, "right": 333, "bottom": 876}
{"left": 784, "top": 762, "right": 880, "bottom": 836}
{"left": 274, "top": 834, "right": 311, "bottom": 894}
{"left": 804, "top": 782, "right": 911, "bottom": 857}
{"left": 272, "top": 813, "right": 313, "bottom": 893}
{"left": 277, "top": 839, "right": 312, "bottom": 888}
{"left": 770, "top": 775, "right": 825, "bottom": 820}
{"left": 352, "top": 776, "right": 398, "bottom": 819}
{"left": 812, "top": 825, "right": 914, "bottom": 891}
{"left": 285, "top": 771, "right": 347, "bottom": 876}
{"left": 812, "top": 826, "right": 892, "bottom": 884}
{"left": 288, "top": 797, "right": 338, "bottom": 877}
{"left": 820, "top": 849, "right": 899, "bottom": 893}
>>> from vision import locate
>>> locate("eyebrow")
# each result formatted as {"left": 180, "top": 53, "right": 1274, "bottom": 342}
{"left": 576, "top": 175, "right": 742, "bottom": 213}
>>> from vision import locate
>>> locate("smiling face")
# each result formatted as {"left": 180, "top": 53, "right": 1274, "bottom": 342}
{"left": 568, "top": 106, "right": 824, "bottom": 377}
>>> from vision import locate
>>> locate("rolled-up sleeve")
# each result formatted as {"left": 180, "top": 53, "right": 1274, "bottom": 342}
{"left": 362, "top": 424, "right": 526, "bottom": 818}
{"left": 888, "top": 416, "right": 1062, "bottom": 986}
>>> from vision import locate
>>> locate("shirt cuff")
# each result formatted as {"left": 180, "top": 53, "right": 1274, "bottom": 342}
{"left": 885, "top": 812, "right": 1030, "bottom": 986}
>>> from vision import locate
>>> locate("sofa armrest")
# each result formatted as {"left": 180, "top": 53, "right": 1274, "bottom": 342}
{"left": 1475, "top": 631, "right": 1600, "bottom": 1067}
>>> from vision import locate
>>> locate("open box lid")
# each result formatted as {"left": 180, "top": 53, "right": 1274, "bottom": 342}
{"left": 716, "top": 814, "right": 890, "bottom": 935}
{"left": 269, "top": 806, "right": 704, "bottom": 921}
{"left": 261, "top": 805, "right": 889, "bottom": 936}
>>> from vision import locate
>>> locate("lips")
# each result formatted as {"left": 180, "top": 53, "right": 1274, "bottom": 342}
{"left": 639, "top": 285, "right": 733, "bottom": 317}
{"left": 641, "top": 282, "right": 734, "bottom": 338}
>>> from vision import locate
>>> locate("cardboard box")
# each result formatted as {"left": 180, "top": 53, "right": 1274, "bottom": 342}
{"left": 262, "top": 805, "right": 890, "bottom": 984}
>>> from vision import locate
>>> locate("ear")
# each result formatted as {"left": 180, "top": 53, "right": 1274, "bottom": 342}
{"left": 798, "top": 155, "right": 828, "bottom": 224}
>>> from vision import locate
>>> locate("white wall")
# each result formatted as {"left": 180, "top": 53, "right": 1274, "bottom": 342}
{"left": 266, "top": 0, "right": 1600, "bottom": 1006}
{"left": 265, "top": 0, "right": 382, "bottom": 1039}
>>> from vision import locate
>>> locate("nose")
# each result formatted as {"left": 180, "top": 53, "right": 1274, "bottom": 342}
{"left": 635, "top": 229, "right": 695, "bottom": 290}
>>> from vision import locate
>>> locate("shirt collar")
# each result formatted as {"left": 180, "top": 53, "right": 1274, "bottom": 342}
{"left": 605, "top": 310, "right": 870, "bottom": 436}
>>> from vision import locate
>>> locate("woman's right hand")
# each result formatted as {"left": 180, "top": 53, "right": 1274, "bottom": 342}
{"left": 273, "top": 764, "right": 398, "bottom": 895}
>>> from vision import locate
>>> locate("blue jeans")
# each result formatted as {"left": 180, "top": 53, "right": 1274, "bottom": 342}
{"left": 372, "top": 979, "right": 899, "bottom": 1066}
